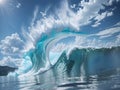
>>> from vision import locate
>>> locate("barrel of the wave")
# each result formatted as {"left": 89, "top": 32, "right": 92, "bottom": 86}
{"left": 29, "top": 41, "right": 50, "bottom": 74}
{"left": 66, "top": 47, "right": 120, "bottom": 76}
{"left": 19, "top": 31, "right": 86, "bottom": 75}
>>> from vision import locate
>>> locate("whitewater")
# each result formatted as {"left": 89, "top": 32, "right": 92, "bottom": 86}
{"left": 2, "top": 28, "right": 119, "bottom": 90}
{"left": 15, "top": 30, "right": 120, "bottom": 76}
{"left": 0, "top": 0, "right": 120, "bottom": 90}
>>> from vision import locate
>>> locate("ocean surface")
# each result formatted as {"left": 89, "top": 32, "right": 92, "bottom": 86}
{"left": 0, "top": 47, "right": 120, "bottom": 90}
{"left": 1, "top": 0, "right": 120, "bottom": 89}
{"left": 0, "top": 66, "right": 120, "bottom": 90}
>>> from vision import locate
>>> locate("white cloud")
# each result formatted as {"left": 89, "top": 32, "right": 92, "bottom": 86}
{"left": 40, "top": 12, "right": 46, "bottom": 17}
{"left": 75, "top": 0, "right": 114, "bottom": 27}
{"left": 16, "top": 3, "right": 21, "bottom": 8}
{"left": 51, "top": 43, "right": 67, "bottom": 52}
{"left": 30, "top": 6, "right": 39, "bottom": 28}
{"left": 70, "top": 4, "right": 76, "bottom": 9}
{"left": 114, "top": 22, "right": 120, "bottom": 27}
{"left": 0, "top": 33, "right": 24, "bottom": 56}
{"left": 50, "top": 35, "right": 109, "bottom": 53}
{"left": 20, "top": 0, "right": 119, "bottom": 52}
{"left": 108, "top": 0, "right": 120, "bottom": 5}
{"left": 1, "top": 0, "right": 119, "bottom": 67}
{"left": 0, "top": 33, "right": 24, "bottom": 68}
{"left": 96, "top": 25, "right": 120, "bottom": 38}
{"left": 50, "top": 34, "right": 116, "bottom": 55}
{"left": 40, "top": 5, "right": 51, "bottom": 17}
{"left": 92, "top": 11, "right": 113, "bottom": 27}
{"left": 75, "top": 36, "right": 87, "bottom": 45}
{"left": 0, "top": 56, "right": 22, "bottom": 67}
{"left": 27, "top": 0, "right": 116, "bottom": 43}
{"left": 22, "top": 0, "right": 117, "bottom": 51}
{"left": 74, "top": 35, "right": 117, "bottom": 48}
{"left": 74, "top": 36, "right": 102, "bottom": 48}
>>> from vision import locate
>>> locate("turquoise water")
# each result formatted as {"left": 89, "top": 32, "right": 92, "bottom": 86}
{"left": 1, "top": 29, "right": 120, "bottom": 90}
{"left": 0, "top": 47, "right": 120, "bottom": 90}
{"left": 0, "top": 67, "right": 120, "bottom": 90}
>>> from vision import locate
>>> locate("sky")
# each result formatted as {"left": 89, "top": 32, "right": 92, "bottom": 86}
{"left": 0, "top": 0, "right": 120, "bottom": 67}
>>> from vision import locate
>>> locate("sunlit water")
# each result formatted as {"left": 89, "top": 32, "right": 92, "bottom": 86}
{"left": 0, "top": 68, "right": 120, "bottom": 90}
{"left": 1, "top": 47, "right": 120, "bottom": 90}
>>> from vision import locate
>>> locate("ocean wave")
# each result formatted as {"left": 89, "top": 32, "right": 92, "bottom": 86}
{"left": 15, "top": 28, "right": 120, "bottom": 76}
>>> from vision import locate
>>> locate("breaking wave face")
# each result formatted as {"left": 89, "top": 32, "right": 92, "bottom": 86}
{"left": 8, "top": 0, "right": 120, "bottom": 77}
{"left": 14, "top": 27, "right": 120, "bottom": 77}
{"left": 17, "top": 29, "right": 82, "bottom": 75}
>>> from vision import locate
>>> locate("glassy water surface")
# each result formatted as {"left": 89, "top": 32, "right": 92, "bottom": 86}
{"left": 0, "top": 68, "right": 120, "bottom": 90}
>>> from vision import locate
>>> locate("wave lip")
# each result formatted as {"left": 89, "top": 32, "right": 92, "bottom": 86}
{"left": 53, "top": 46, "right": 120, "bottom": 77}
{"left": 15, "top": 28, "right": 120, "bottom": 76}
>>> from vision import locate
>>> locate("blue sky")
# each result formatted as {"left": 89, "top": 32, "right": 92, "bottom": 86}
{"left": 0, "top": 0, "right": 120, "bottom": 67}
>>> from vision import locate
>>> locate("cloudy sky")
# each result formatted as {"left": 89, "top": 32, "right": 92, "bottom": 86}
{"left": 0, "top": 0, "right": 120, "bottom": 67}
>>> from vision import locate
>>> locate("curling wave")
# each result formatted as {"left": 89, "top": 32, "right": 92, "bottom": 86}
{"left": 53, "top": 47, "right": 120, "bottom": 77}
{"left": 16, "top": 29, "right": 81, "bottom": 75}
{"left": 14, "top": 28, "right": 120, "bottom": 77}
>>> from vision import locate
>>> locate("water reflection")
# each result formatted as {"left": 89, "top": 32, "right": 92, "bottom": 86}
{"left": 0, "top": 67, "right": 120, "bottom": 90}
